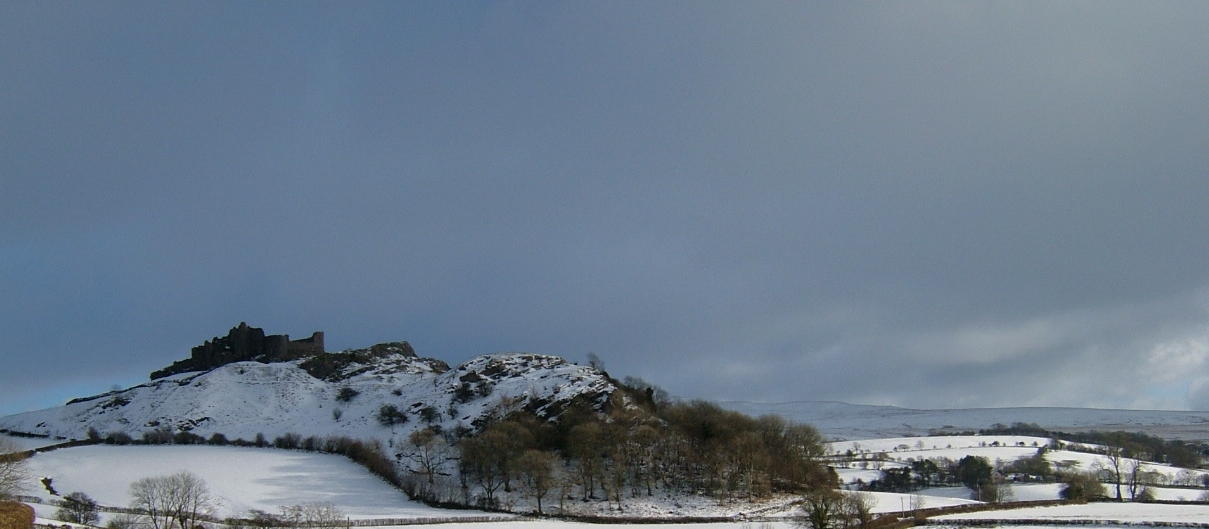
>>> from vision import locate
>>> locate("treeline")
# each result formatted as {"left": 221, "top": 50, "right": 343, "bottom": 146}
{"left": 403, "top": 380, "right": 836, "bottom": 512}
{"left": 861, "top": 451, "right": 1050, "bottom": 501}
{"left": 88, "top": 426, "right": 402, "bottom": 491}
{"left": 980, "top": 422, "right": 1208, "bottom": 468}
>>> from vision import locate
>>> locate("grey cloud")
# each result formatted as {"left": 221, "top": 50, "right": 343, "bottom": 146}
{"left": 4, "top": 3, "right": 1209, "bottom": 416}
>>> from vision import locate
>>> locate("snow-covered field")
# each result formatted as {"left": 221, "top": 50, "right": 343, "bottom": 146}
{"left": 18, "top": 444, "right": 481, "bottom": 521}
{"left": 12, "top": 422, "right": 1209, "bottom": 526}
{"left": 15, "top": 443, "right": 809, "bottom": 522}
{"left": 831, "top": 435, "right": 1209, "bottom": 492}
{"left": 15, "top": 435, "right": 1209, "bottom": 526}
{"left": 930, "top": 502, "right": 1209, "bottom": 525}
{"left": 11, "top": 350, "right": 1209, "bottom": 527}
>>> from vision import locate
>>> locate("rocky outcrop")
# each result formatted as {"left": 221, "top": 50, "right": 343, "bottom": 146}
{"left": 150, "top": 322, "right": 324, "bottom": 379}
{"left": 298, "top": 341, "right": 448, "bottom": 381}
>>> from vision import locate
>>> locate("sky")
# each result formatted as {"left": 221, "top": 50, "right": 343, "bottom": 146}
{"left": 4, "top": 2, "right": 1209, "bottom": 417}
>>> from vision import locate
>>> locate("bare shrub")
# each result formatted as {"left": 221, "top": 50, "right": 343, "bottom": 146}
{"left": 129, "top": 470, "right": 214, "bottom": 529}
{"left": 279, "top": 502, "right": 345, "bottom": 529}
{"left": 0, "top": 439, "right": 30, "bottom": 500}
{"left": 56, "top": 491, "right": 100, "bottom": 525}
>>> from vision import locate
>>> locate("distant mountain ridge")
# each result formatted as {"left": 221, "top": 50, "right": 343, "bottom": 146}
{"left": 714, "top": 400, "right": 1209, "bottom": 442}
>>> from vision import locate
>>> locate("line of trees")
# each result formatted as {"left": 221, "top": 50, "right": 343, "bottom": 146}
{"left": 110, "top": 470, "right": 346, "bottom": 529}
{"left": 274, "top": 501, "right": 347, "bottom": 529}
{"left": 859, "top": 454, "right": 1014, "bottom": 502}
{"left": 980, "top": 422, "right": 1207, "bottom": 468}
{"left": 855, "top": 444, "right": 1186, "bottom": 504}
{"left": 394, "top": 385, "right": 836, "bottom": 513}
{"left": 90, "top": 425, "right": 404, "bottom": 494}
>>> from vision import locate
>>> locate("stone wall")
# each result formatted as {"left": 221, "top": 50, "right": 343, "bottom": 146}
{"left": 286, "top": 331, "right": 324, "bottom": 358}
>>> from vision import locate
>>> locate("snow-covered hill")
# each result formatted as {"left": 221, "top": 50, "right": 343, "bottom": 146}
{"left": 0, "top": 347, "right": 614, "bottom": 449}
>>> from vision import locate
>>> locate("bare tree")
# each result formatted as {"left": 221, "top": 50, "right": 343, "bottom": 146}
{"left": 1126, "top": 458, "right": 1163, "bottom": 502}
{"left": 57, "top": 491, "right": 101, "bottom": 525}
{"left": 401, "top": 428, "right": 453, "bottom": 487}
{"left": 106, "top": 512, "right": 144, "bottom": 529}
{"left": 0, "top": 438, "right": 30, "bottom": 499}
{"left": 798, "top": 487, "right": 844, "bottom": 529}
{"left": 1126, "top": 458, "right": 1144, "bottom": 501}
{"left": 458, "top": 433, "right": 507, "bottom": 507}
{"left": 567, "top": 422, "right": 604, "bottom": 500}
{"left": 1060, "top": 471, "right": 1106, "bottom": 501}
{"left": 280, "top": 502, "right": 345, "bottom": 529}
{"left": 838, "top": 491, "right": 875, "bottom": 529}
{"left": 1102, "top": 446, "right": 1125, "bottom": 501}
{"left": 129, "top": 471, "right": 214, "bottom": 529}
{"left": 586, "top": 352, "right": 605, "bottom": 371}
{"left": 515, "top": 449, "right": 558, "bottom": 514}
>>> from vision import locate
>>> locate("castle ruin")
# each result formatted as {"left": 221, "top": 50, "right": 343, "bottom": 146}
{"left": 150, "top": 322, "right": 324, "bottom": 379}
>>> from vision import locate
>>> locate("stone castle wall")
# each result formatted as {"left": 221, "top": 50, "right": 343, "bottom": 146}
{"left": 150, "top": 323, "right": 324, "bottom": 379}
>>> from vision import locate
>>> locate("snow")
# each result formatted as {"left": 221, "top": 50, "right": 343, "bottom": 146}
{"left": 0, "top": 353, "right": 613, "bottom": 459}
{"left": 18, "top": 444, "right": 485, "bottom": 520}
{"left": 830, "top": 434, "right": 1053, "bottom": 455}
{"left": 391, "top": 523, "right": 799, "bottom": 529}
{"left": 11, "top": 441, "right": 1209, "bottom": 527}
{"left": 11, "top": 351, "right": 1209, "bottom": 526}
{"left": 931, "top": 501, "right": 1209, "bottom": 525}
{"left": 20, "top": 440, "right": 1209, "bottom": 525}
{"left": 14, "top": 444, "right": 808, "bottom": 524}
{"left": 831, "top": 434, "right": 1209, "bottom": 490}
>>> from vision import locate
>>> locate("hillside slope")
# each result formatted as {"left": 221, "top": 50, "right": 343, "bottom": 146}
{"left": 0, "top": 347, "right": 614, "bottom": 448}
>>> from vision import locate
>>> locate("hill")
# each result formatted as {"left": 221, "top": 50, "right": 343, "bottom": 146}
{"left": 0, "top": 326, "right": 614, "bottom": 449}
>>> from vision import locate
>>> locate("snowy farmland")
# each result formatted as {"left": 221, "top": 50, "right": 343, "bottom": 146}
{"left": 831, "top": 434, "right": 1209, "bottom": 494}
{"left": 929, "top": 502, "right": 1209, "bottom": 526}
{"left": 16, "top": 444, "right": 480, "bottom": 521}
{"left": 11, "top": 433, "right": 1209, "bottom": 527}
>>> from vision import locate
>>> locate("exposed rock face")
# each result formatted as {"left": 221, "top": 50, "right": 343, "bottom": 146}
{"left": 150, "top": 322, "right": 325, "bottom": 379}
{"left": 298, "top": 341, "right": 445, "bottom": 381}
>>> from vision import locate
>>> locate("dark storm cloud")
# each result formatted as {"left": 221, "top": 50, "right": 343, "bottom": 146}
{"left": 4, "top": 2, "right": 1209, "bottom": 416}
